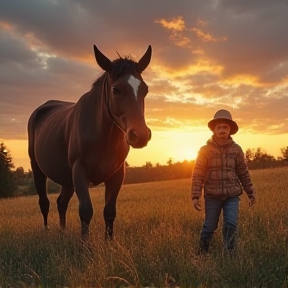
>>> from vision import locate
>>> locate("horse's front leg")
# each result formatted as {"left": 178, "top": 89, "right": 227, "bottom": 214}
{"left": 104, "top": 164, "right": 125, "bottom": 240}
{"left": 72, "top": 160, "right": 93, "bottom": 238}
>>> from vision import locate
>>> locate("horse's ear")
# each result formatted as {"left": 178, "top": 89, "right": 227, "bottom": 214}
{"left": 93, "top": 45, "right": 112, "bottom": 72}
{"left": 137, "top": 45, "right": 152, "bottom": 73}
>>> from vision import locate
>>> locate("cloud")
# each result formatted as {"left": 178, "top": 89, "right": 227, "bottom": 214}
{"left": 0, "top": 0, "right": 287, "bottom": 144}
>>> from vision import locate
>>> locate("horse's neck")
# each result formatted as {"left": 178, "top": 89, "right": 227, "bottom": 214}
{"left": 73, "top": 85, "right": 119, "bottom": 140}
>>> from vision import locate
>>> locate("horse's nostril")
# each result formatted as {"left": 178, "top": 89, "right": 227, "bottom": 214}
{"left": 127, "top": 128, "right": 151, "bottom": 147}
{"left": 128, "top": 130, "right": 138, "bottom": 144}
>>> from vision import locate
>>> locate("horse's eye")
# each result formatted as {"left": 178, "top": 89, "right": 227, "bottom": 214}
{"left": 112, "top": 87, "right": 121, "bottom": 95}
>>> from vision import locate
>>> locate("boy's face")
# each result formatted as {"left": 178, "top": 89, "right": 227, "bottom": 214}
{"left": 213, "top": 122, "right": 231, "bottom": 140}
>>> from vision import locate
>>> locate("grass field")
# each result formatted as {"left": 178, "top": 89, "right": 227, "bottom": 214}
{"left": 0, "top": 167, "right": 288, "bottom": 288}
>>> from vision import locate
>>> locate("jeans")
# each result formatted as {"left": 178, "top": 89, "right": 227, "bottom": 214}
{"left": 199, "top": 196, "right": 239, "bottom": 253}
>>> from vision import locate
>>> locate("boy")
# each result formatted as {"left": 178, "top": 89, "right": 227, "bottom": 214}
{"left": 191, "top": 109, "right": 256, "bottom": 254}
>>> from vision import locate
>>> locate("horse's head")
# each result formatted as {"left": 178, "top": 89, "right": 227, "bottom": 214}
{"left": 93, "top": 45, "right": 152, "bottom": 148}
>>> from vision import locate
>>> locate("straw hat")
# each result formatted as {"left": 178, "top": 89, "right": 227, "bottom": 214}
{"left": 208, "top": 109, "right": 239, "bottom": 135}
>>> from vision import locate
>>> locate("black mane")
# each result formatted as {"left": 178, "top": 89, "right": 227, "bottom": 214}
{"left": 92, "top": 57, "right": 138, "bottom": 87}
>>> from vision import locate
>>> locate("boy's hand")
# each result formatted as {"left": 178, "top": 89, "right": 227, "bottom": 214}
{"left": 193, "top": 199, "right": 202, "bottom": 211}
{"left": 249, "top": 195, "right": 256, "bottom": 207}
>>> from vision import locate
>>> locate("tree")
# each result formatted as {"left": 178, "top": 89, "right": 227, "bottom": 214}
{"left": 143, "top": 161, "right": 153, "bottom": 169}
{"left": 167, "top": 158, "right": 174, "bottom": 166}
{"left": 0, "top": 143, "right": 16, "bottom": 198}
{"left": 245, "top": 147, "right": 277, "bottom": 169}
{"left": 14, "top": 166, "right": 27, "bottom": 187}
{"left": 245, "top": 148, "right": 254, "bottom": 163}
{"left": 253, "top": 147, "right": 265, "bottom": 161}
{"left": 14, "top": 167, "right": 25, "bottom": 179}
{"left": 280, "top": 146, "right": 288, "bottom": 161}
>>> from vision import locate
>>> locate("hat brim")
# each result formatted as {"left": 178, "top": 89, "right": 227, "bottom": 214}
{"left": 208, "top": 118, "right": 238, "bottom": 135}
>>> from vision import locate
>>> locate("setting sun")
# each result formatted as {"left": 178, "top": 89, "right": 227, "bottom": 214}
{"left": 178, "top": 148, "right": 198, "bottom": 162}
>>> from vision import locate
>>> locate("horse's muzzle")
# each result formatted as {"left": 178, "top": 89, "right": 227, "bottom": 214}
{"left": 127, "top": 128, "right": 151, "bottom": 148}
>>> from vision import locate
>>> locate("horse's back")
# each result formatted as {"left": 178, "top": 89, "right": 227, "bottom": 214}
{"left": 29, "top": 100, "right": 73, "bottom": 127}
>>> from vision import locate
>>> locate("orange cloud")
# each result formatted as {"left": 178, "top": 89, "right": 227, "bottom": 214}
{"left": 154, "top": 17, "right": 185, "bottom": 31}
{"left": 223, "top": 74, "right": 260, "bottom": 87}
{"left": 155, "top": 17, "right": 189, "bottom": 47}
{"left": 191, "top": 27, "right": 227, "bottom": 42}
{"left": 0, "top": 21, "right": 14, "bottom": 31}
{"left": 155, "top": 16, "right": 227, "bottom": 47}
{"left": 150, "top": 58, "right": 223, "bottom": 79}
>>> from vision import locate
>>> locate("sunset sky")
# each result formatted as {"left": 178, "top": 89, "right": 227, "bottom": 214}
{"left": 0, "top": 0, "right": 287, "bottom": 171}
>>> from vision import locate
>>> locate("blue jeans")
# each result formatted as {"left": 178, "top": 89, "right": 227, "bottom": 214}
{"left": 199, "top": 196, "right": 239, "bottom": 252}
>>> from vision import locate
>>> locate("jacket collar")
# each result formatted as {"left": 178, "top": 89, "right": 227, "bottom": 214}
{"left": 207, "top": 135, "right": 234, "bottom": 148}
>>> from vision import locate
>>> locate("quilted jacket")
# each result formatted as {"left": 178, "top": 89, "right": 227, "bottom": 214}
{"left": 191, "top": 136, "right": 255, "bottom": 200}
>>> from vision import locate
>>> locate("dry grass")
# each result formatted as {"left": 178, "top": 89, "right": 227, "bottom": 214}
{"left": 0, "top": 167, "right": 288, "bottom": 287}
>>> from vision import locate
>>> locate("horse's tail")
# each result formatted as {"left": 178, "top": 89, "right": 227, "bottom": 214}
{"left": 27, "top": 101, "right": 52, "bottom": 161}
{"left": 27, "top": 108, "right": 39, "bottom": 162}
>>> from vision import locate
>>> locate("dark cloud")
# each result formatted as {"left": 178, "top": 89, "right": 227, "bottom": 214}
{"left": 0, "top": 0, "right": 287, "bottom": 143}
{"left": 202, "top": 0, "right": 288, "bottom": 83}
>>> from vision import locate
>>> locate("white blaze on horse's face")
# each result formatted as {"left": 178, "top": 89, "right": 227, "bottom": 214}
{"left": 128, "top": 75, "right": 141, "bottom": 100}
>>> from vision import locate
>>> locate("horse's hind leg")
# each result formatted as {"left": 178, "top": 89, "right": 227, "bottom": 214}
{"left": 31, "top": 159, "right": 50, "bottom": 227}
{"left": 57, "top": 186, "right": 74, "bottom": 229}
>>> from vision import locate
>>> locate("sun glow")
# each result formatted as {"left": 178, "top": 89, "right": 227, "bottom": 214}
{"left": 176, "top": 148, "right": 198, "bottom": 162}
{"left": 127, "top": 129, "right": 209, "bottom": 167}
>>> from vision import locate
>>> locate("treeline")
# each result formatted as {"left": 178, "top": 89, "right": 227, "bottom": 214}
{"left": 124, "top": 146, "right": 288, "bottom": 184}
{"left": 1, "top": 142, "right": 288, "bottom": 198}
{"left": 245, "top": 147, "right": 288, "bottom": 169}
{"left": 124, "top": 160, "right": 194, "bottom": 184}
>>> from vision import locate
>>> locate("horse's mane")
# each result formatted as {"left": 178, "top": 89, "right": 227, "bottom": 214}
{"left": 92, "top": 56, "right": 137, "bottom": 87}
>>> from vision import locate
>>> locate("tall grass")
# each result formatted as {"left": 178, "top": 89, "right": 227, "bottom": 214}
{"left": 0, "top": 167, "right": 288, "bottom": 287}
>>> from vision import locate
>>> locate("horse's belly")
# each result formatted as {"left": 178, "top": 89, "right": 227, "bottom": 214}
{"left": 35, "top": 147, "right": 73, "bottom": 187}
{"left": 34, "top": 124, "right": 73, "bottom": 187}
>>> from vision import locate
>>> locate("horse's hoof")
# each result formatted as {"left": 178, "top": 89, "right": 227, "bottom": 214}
{"left": 81, "top": 228, "right": 90, "bottom": 242}
{"left": 105, "top": 231, "right": 114, "bottom": 241}
{"left": 81, "top": 233, "right": 90, "bottom": 243}
{"left": 59, "top": 228, "right": 66, "bottom": 234}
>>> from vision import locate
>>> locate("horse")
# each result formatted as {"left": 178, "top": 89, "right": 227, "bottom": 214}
{"left": 28, "top": 44, "right": 152, "bottom": 239}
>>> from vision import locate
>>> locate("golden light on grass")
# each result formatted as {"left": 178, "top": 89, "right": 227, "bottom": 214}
{"left": 0, "top": 168, "right": 288, "bottom": 287}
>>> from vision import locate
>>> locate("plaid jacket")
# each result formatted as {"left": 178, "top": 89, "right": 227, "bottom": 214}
{"left": 191, "top": 136, "right": 255, "bottom": 200}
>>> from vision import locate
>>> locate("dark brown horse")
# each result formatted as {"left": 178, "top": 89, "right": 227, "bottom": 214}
{"left": 28, "top": 45, "right": 152, "bottom": 239}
